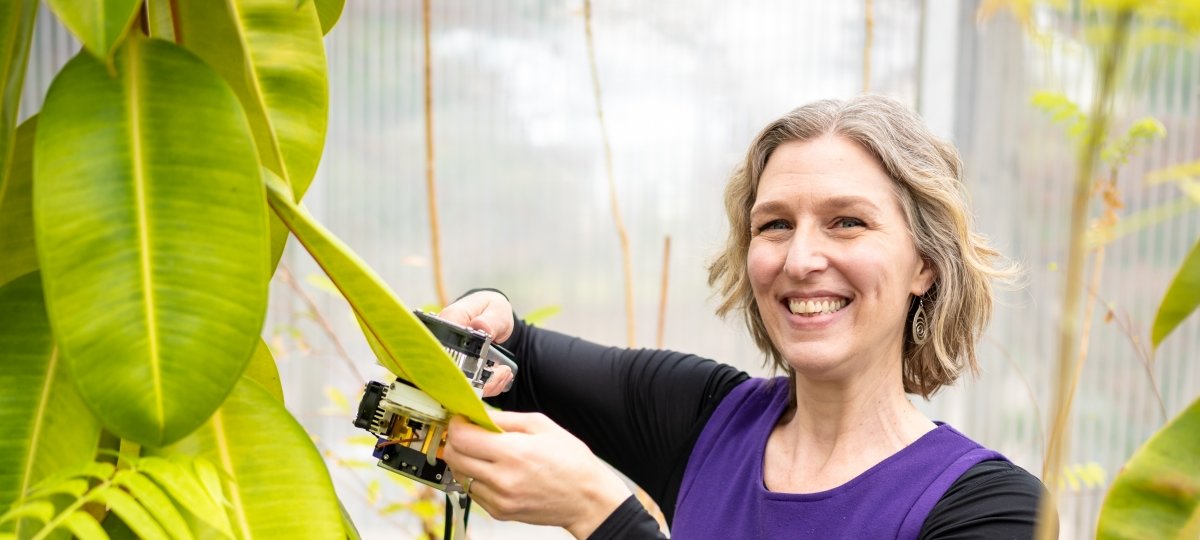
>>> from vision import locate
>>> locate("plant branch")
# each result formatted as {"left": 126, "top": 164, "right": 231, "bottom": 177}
{"left": 583, "top": 0, "right": 636, "bottom": 347}
{"left": 1037, "top": 9, "right": 1134, "bottom": 540}
{"left": 656, "top": 236, "right": 671, "bottom": 348}
{"left": 863, "top": 0, "right": 873, "bottom": 92}
{"left": 423, "top": 0, "right": 448, "bottom": 308}
{"left": 277, "top": 263, "right": 367, "bottom": 386}
{"left": 1086, "top": 286, "right": 1168, "bottom": 423}
{"left": 984, "top": 335, "right": 1046, "bottom": 457}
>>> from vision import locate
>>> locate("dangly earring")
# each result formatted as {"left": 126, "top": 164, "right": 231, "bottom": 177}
{"left": 911, "top": 296, "right": 930, "bottom": 345}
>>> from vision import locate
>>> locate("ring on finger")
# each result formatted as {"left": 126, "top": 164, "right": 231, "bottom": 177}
{"left": 463, "top": 476, "right": 474, "bottom": 495}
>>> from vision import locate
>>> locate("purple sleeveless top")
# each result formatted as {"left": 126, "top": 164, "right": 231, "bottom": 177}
{"left": 672, "top": 377, "right": 1004, "bottom": 539}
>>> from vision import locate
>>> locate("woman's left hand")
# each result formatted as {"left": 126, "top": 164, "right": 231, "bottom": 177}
{"left": 443, "top": 411, "right": 632, "bottom": 539}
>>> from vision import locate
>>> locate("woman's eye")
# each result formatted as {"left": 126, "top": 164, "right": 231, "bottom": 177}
{"left": 834, "top": 217, "right": 866, "bottom": 229}
{"left": 755, "top": 220, "right": 790, "bottom": 233}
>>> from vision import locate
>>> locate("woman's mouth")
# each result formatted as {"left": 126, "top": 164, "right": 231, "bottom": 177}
{"left": 787, "top": 297, "right": 850, "bottom": 317}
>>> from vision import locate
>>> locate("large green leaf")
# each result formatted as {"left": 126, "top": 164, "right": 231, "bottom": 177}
{"left": 0, "top": 117, "right": 36, "bottom": 288}
{"left": 1097, "top": 397, "right": 1200, "bottom": 539}
{"left": 0, "top": 0, "right": 36, "bottom": 192}
{"left": 244, "top": 339, "right": 284, "bottom": 404}
{"left": 0, "top": 272, "right": 102, "bottom": 536}
{"left": 44, "top": 0, "right": 140, "bottom": 61}
{"left": 155, "top": 378, "right": 344, "bottom": 539}
{"left": 263, "top": 173, "right": 500, "bottom": 432}
{"left": 1153, "top": 238, "right": 1200, "bottom": 346}
{"left": 33, "top": 36, "right": 269, "bottom": 446}
{"left": 313, "top": 0, "right": 345, "bottom": 35}
{"left": 174, "top": 0, "right": 328, "bottom": 267}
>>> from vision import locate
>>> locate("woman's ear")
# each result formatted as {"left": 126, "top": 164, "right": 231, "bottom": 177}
{"left": 912, "top": 257, "right": 937, "bottom": 296}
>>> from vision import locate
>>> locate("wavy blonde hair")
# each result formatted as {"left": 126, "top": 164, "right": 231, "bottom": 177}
{"left": 707, "top": 95, "right": 1018, "bottom": 398}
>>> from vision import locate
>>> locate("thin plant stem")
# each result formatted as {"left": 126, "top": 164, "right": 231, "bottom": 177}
{"left": 656, "top": 236, "right": 671, "bottom": 348}
{"left": 1086, "top": 287, "right": 1168, "bottom": 422}
{"left": 985, "top": 335, "right": 1046, "bottom": 457}
{"left": 423, "top": 0, "right": 448, "bottom": 308}
{"left": 583, "top": 0, "right": 636, "bottom": 348}
{"left": 1037, "top": 9, "right": 1134, "bottom": 540}
{"left": 863, "top": 0, "right": 874, "bottom": 93}
{"left": 277, "top": 263, "right": 367, "bottom": 386}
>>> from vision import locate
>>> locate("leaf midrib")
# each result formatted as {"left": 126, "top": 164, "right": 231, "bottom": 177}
{"left": 213, "top": 411, "right": 253, "bottom": 539}
{"left": 125, "top": 40, "right": 165, "bottom": 435}
{"left": 15, "top": 347, "right": 57, "bottom": 537}
{"left": 225, "top": 0, "right": 292, "bottom": 187}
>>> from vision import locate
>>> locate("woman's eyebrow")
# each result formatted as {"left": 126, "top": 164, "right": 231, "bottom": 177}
{"left": 820, "top": 195, "right": 882, "bottom": 215}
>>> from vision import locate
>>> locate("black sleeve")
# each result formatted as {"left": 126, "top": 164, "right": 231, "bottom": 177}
{"left": 484, "top": 317, "right": 748, "bottom": 526}
{"left": 587, "top": 496, "right": 668, "bottom": 539}
{"left": 918, "top": 460, "right": 1052, "bottom": 539}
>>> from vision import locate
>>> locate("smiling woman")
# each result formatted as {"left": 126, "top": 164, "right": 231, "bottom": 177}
{"left": 436, "top": 95, "right": 1049, "bottom": 540}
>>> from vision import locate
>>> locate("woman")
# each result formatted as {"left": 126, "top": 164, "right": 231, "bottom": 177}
{"left": 441, "top": 95, "right": 1046, "bottom": 539}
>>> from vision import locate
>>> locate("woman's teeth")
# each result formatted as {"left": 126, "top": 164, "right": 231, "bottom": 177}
{"left": 788, "top": 298, "right": 848, "bottom": 316}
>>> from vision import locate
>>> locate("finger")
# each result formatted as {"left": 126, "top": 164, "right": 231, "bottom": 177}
{"left": 481, "top": 367, "right": 514, "bottom": 398}
{"left": 445, "top": 416, "right": 504, "bottom": 463}
{"left": 486, "top": 410, "right": 553, "bottom": 434}
{"left": 437, "top": 296, "right": 484, "bottom": 327}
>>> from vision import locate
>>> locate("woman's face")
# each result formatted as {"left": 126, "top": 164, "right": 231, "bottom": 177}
{"left": 747, "top": 135, "right": 934, "bottom": 381}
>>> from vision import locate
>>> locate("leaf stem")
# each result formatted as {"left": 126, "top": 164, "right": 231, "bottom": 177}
{"left": 656, "top": 236, "right": 671, "bottom": 348}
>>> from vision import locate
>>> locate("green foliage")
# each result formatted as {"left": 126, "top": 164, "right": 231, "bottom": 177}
{"left": 42, "top": 0, "right": 141, "bottom": 62}
{"left": 0, "top": 118, "right": 37, "bottom": 288}
{"left": 264, "top": 172, "right": 501, "bottom": 432}
{"left": 1152, "top": 239, "right": 1200, "bottom": 346}
{"left": 1097, "top": 397, "right": 1200, "bottom": 539}
{"left": 0, "top": 272, "right": 101, "bottom": 537}
{"left": 0, "top": 457, "right": 230, "bottom": 540}
{"left": 1101, "top": 117, "right": 1165, "bottom": 166}
{"left": 153, "top": 378, "right": 344, "bottom": 539}
{"left": 1031, "top": 90, "right": 1089, "bottom": 138}
{"left": 0, "top": 0, "right": 465, "bottom": 537}
{"left": 33, "top": 35, "right": 269, "bottom": 446}
{"left": 0, "top": 0, "right": 37, "bottom": 193}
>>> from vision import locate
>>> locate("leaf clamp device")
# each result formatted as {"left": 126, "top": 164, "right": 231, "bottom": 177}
{"left": 353, "top": 310, "right": 517, "bottom": 492}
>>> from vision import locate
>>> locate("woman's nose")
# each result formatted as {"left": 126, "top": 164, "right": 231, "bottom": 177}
{"left": 782, "top": 230, "right": 828, "bottom": 279}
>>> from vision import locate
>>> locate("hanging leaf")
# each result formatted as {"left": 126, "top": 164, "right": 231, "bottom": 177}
{"left": 174, "top": 0, "right": 328, "bottom": 268}
{"left": 0, "top": 0, "right": 37, "bottom": 196}
{"left": 0, "top": 272, "right": 102, "bottom": 537}
{"left": 1097, "top": 397, "right": 1200, "bottom": 539}
{"left": 154, "top": 378, "right": 345, "bottom": 539}
{"left": 1152, "top": 238, "right": 1200, "bottom": 347}
{"left": 44, "top": 0, "right": 140, "bottom": 61}
{"left": 33, "top": 36, "right": 269, "bottom": 446}
{"left": 314, "top": 0, "right": 345, "bottom": 35}
{"left": 244, "top": 339, "right": 285, "bottom": 404}
{"left": 263, "top": 172, "right": 500, "bottom": 432}
{"left": 0, "top": 117, "right": 37, "bottom": 288}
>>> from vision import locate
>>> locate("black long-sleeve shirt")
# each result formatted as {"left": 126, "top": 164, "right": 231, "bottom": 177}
{"left": 485, "top": 318, "right": 1047, "bottom": 539}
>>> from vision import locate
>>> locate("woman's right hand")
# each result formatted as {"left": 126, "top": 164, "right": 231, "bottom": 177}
{"left": 439, "top": 290, "right": 516, "bottom": 397}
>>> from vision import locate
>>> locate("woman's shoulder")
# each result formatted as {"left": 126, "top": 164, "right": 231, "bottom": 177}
{"left": 919, "top": 460, "right": 1048, "bottom": 539}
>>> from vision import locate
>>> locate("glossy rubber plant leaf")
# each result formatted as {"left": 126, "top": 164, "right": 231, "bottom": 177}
{"left": 1152, "top": 238, "right": 1200, "bottom": 347}
{"left": 263, "top": 173, "right": 500, "bottom": 432}
{"left": 0, "top": 272, "right": 102, "bottom": 536}
{"left": 33, "top": 36, "right": 269, "bottom": 446}
{"left": 174, "top": 0, "right": 328, "bottom": 267}
{"left": 314, "top": 0, "right": 345, "bottom": 35}
{"left": 243, "top": 339, "right": 284, "bottom": 404}
{"left": 44, "top": 0, "right": 140, "bottom": 61}
{"left": 0, "top": 117, "right": 37, "bottom": 288}
{"left": 0, "top": 0, "right": 36, "bottom": 193}
{"left": 1097, "top": 397, "right": 1200, "bottom": 539}
{"left": 155, "top": 378, "right": 345, "bottom": 539}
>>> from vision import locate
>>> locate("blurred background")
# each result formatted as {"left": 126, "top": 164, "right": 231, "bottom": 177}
{"left": 19, "top": 0, "right": 1199, "bottom": 538}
